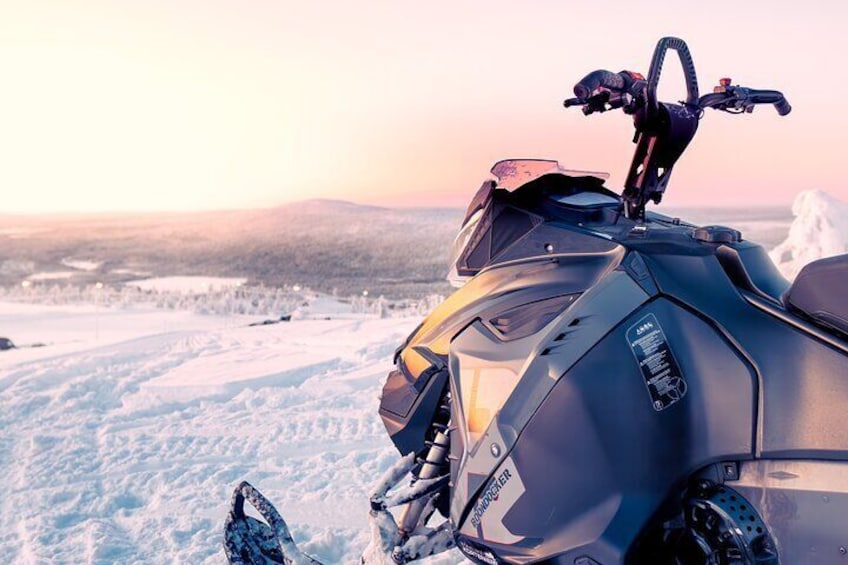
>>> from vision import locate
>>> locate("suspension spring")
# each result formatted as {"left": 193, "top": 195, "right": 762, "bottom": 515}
{"left": 398, "top": 388, "right": 452, "bottom": 537}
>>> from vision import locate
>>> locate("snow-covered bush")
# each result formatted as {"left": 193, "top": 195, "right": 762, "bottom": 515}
{"left": 770, "top": 190, "right": 848, "bottom": 280}
{"left": 0, "top": 282, "right": 445, "bottom": 319}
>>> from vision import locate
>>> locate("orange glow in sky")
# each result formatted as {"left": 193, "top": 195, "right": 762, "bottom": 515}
{"left": 1, "top": 1, "right": 846, "bottom": 212}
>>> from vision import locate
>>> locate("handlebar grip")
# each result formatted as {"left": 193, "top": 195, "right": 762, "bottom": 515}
{"left": 774, "top": 97, "right": 792, "bottom": 116}
{"left": 574, "top": 70, "right": 626, "bottom": 99}
{"left": 746, "top": 88, "right": 792, "bottom": 116}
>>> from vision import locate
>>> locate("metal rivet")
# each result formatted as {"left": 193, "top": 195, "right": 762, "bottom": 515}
{"left": 840, "top": 546, "right": 847, "bottom": 556}
{"left": 490, "top": 443, "right": 501, "bottom": 457}
{"left": 544, "top": 243, "right": 554, "bottom": 253}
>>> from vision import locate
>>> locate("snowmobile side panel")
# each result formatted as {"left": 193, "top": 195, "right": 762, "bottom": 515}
{"left": 497, "top": 271, "right": 652, "bottom": 446}
{"left": 644, "top": 250, "right": 848, "bottom": 459}
{"left": 454, "top": 297, "right": 757, "bottom": 563}
{"left": 447, "top": 271, "right": 650, "bottom": 527}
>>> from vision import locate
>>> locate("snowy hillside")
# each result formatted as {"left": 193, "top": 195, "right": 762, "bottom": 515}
{"left": 0, "top": 201, "right": 463, "bottom": 299}
{"left": 0, "top": 301, "right": 463, "bottom": 564}
{"left": 770, "top": 190, "right": 848, "bottom": 279}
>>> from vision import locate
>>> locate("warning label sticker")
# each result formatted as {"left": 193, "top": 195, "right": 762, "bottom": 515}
{"left": 626, "top": 313, "right": 687, "bottom": 411}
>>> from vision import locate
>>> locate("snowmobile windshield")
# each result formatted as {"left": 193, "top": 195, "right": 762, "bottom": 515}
{"left": 447, "top": 160, "right": 611, "bottom": 288}
{"left": 447, "top": 208, "right": 484, "bottom": 288}
{"left": 490, "top": 159, "right": 608, "bottom": 190}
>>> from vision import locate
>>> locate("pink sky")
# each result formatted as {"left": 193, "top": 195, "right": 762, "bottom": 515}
{"left": 1, "top": 1, "right": 846, "bottom": 212}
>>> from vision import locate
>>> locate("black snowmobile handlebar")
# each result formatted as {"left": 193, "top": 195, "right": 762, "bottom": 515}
{"left": 564, "top": 40, "right": 790, "bottom": 118}
{"left": 564, "top": 72, "right": 790, "bottom": 116}
{"left": 562, "top": 36, "right": 791, "bottom": 219}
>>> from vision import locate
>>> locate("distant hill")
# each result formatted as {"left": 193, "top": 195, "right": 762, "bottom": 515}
{"left": 0, "top": 201, "right": 464, "bottom": 298}
{"left": 271, "top": 198, "right": 390, "bottom": 215}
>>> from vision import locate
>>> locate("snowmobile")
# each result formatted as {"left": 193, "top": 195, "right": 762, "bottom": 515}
{"left": 225, "top": 37, "right": 848, "bottom": 564}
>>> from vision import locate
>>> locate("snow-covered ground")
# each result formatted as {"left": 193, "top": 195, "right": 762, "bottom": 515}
{"left": 0, "top": 301, "right": 463, "bottom": 564}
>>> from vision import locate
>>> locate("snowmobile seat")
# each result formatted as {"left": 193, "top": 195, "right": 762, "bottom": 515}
{"left": 784, "top": 254, "right": 848, "bottom": 339}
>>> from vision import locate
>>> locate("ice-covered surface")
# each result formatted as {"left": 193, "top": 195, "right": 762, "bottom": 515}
{"left": 124, "top": 276, "right": 248, "bottom": 293}
{"left": 769, "top": 190, "right": 848, "bottom": 280}
{"left": 0, "top": 300, "right": 463, "bottom": 563}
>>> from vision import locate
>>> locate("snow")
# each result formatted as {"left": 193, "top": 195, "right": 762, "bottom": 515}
{"left": 61, "top": 258, "right": 103, "bottom": 272}
{"left": 292, "top": 296, "right": 355, "bottom": 320}
{"left": 0, "top": 227, "right": 49, "bottom": 239}
{"left": 124, "top": 276, "right": 248, "bottom": 293}
{"left": 26, "top": 271, "right": 77, "bottom": 281}
{"left": 111, "top": 269, "right": 151, "bottom": 276}
{"left": 770, "top": 190, "right": 848, "bottom": 279}
{"left": 0, "top": 300, "right": 464, "bottom": 563}
{"left": 0, "top": 302, "right": 251, "bottom": 364}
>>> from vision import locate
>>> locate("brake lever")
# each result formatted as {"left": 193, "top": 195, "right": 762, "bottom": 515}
{"left": 565, "top": 90, "right": 628, "bottom": 116}
{"left": 725, "top": 86, "right": 756, "bottom": 113}
{"left": 585, "top": 91, "right": 611, "bottom": 115}
{"left": 563, "top": 94, "right": 605, "bottom": 116}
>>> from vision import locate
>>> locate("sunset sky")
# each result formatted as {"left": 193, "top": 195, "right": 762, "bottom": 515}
{"left": 1, "top": 0, "right": 846, "bottom": 213}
